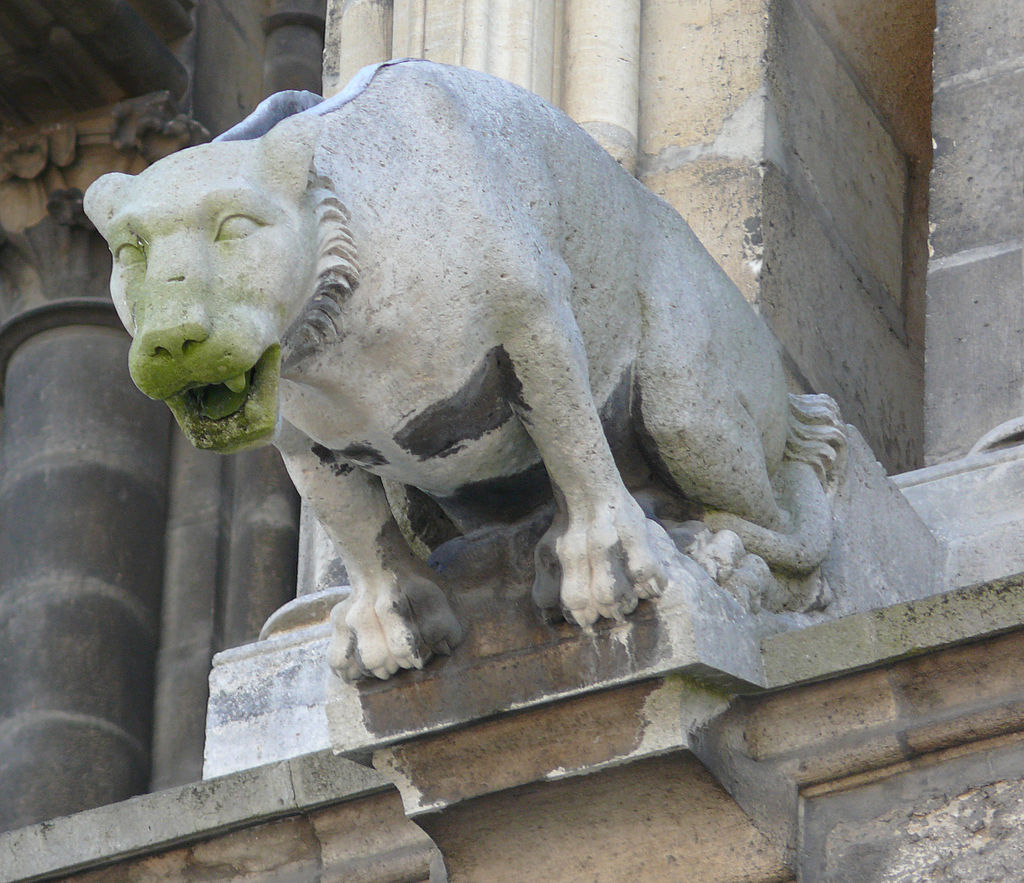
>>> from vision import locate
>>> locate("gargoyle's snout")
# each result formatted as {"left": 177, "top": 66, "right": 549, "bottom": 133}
{"left": 135, "top": 321, "right": 210, "bottom": 361}
{"left": 129, "top": 315, "right": 213, "bottom": 401}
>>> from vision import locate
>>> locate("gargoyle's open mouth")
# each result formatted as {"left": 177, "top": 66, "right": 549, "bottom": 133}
{"left": 163, "top": 345, "right": 281, "bottom": 453}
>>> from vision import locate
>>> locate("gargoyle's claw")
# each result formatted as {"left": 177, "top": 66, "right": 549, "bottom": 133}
{"left": 328, "top": 573, "right": 463, "bottom": 681}
{"left": 637, "top": 576, "right": 663, "bottom": 600}
{"left": 562, "top": 603, "right": 595, "bottom": 629}
{"left": 377, "top": 649, "right": 424, "bottom": 679}
{"left": 548, "top": 497, "right": 672, "bottom": 629}
{"left": 604, "top": 595, "right": 636, "bottom": 620}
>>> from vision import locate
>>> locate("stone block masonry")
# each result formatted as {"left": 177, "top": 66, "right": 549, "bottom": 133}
{"left": 925, "top": 0, "right": 1024, "bottom": 463}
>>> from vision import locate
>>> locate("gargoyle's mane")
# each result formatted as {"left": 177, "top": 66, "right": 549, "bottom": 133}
{"left": 284, "top": 176, "right": 360, "bottom": 360}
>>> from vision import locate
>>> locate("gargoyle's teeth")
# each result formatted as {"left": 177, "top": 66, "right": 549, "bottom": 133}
{"left": 224, "top": 373, "right": 248, "bottom": 393}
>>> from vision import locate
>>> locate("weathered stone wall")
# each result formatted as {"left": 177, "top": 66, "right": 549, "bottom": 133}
{"left": 699, "top": 624, "right": 1024, "bottom": 882}
{"left": 925, "top": 1, "right": 1024, "bottom": 463}
{"left": 760, "top": 0, "right": 931, "bottom": 472}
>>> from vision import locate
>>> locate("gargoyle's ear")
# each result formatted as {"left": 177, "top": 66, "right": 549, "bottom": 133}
{"left": 83, "top": 172, "right": 134, "bottom": 238}
{"left": 255, "top": 112, "right": 324, "bottom": 197}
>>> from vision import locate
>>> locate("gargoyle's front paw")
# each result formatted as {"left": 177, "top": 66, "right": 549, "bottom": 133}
{"left": 327, "top": 576, "right": 463, "bottom": 681}
{"left": 327, "top": 601, "right": 367, "bottom": 682}
{"left": 547, "top": 498, "right": 671, "bottom": 627}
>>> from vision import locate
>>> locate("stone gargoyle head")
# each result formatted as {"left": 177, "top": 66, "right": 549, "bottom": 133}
{"left": 84, "top": 115, "right": 326, "bottom": 452}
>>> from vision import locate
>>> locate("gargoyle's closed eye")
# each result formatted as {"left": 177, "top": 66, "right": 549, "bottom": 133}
{"left": 216, "top": 214, "right": 263, "bottom": 242}
{"left": 116, "top": 242, "right": 146, "bottom": 267}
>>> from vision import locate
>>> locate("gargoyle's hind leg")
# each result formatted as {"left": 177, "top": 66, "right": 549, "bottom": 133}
{"left": 634, "top": 383, "right": 787, "bottom": 530}
{"left": 634, "top": 344, "right": 838, "bottom": 575}
{"left": 632, "top": 333, "right": 791, "bottom": 535}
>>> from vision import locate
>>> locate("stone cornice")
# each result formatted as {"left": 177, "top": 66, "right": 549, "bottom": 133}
{"left": 0, "top": 0, "right": 192, "bottom": 127}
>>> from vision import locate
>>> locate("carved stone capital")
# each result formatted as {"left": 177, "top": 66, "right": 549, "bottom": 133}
{"left": 0, "top": 123, "right": 77, "bottom": 184}
{"left": 110, "top": 91, "right": 210, "bottom": 165}
{"left": 0, "top": 92, "right": 208, "bottom": 235}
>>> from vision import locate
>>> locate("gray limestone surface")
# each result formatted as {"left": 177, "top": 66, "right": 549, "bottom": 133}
{"left": 802, "top": 738, "right": 1024, "bottom": 881}
{"left": 897, "top": 442, "right": 1024, "bottom": 587}
{"left": 926, "top": 0, "right": 1024, "bottom": 463}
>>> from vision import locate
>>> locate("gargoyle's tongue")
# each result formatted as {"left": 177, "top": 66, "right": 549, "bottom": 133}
{"left": 224, "top": 373, "right": 247, "bottom": 393}
{"left": 195, "top": 372, "right": 250, "bottom": 419}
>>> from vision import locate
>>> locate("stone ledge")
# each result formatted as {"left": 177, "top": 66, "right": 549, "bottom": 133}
{"left": 897, "top": 441, "right": 1024, "bottom": 586}
{"left": 205, "top": 576, "right": 1024, "bottom": 782}
{"left": 373, "top": 675, "right": 730, "bottom": 816}
{"left": 0, "top": 751, "right": 389, "bottom": 883}
{"left": 762, "top": 573, "right": 1024, "bottom": 686}
{"left": 694, "top": 627, "right": 1024, "bottom": 858}
{"left": 205, "top": 566, "right": 768, "bottom": 778}
{"left": 324, "top": 568, "right": 767, "bottom": 759}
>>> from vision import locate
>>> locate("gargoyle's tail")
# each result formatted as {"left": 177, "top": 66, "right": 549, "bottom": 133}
{"left": 785, "top": 393, "right": 847, "bottom": 493}
{"left": 706, "top": 393, "right": 847, "bottom": 574}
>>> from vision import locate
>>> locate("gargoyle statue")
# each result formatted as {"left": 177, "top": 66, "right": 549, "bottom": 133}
{"left": 85, "top": 60, "right": 846, "bottom": 680}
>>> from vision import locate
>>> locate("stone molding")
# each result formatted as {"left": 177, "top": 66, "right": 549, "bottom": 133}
{"left": 0, "top": 0, "right": 191, "bottom": 127}
{"left": 0, "top": 299, "right": 121, "bottom": 394}
{"left": 695, "top": 623, "right": 1024, "bottom": 872}
{"left": 0, "top": 750, "right": 442, "bottom": 883}
{"left": 204, "top": 571, "right": 1024, "bottom": 782}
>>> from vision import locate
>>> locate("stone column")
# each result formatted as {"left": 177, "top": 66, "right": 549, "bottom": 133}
{"left": 149, "top": 433, "right": 224, "bottom": 791}
{"left": 0, "top": 95, "right": 208, "bottom": 821}
{"left": 328, "top": 0, "right": 562, "bottom": 101}
{"left": 220, "top": 450, "right": 302, "bottom": 648}
{"left": 0, "top": 219, "right": 171, "bottom": 830}
{"left": 562, "top": 0, "right": 641, "bottom": 171}
{"left": 323, "top": 0, "right": 393, "bottom": 96}
{"left": 264, "top": 0, "right": 328, "bottom": 95}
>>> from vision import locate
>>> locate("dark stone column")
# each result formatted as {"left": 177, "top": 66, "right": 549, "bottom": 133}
{"left": 0, "top": 208, "right": 172, "bottom": 831}
{"left": 220, "top": 448, "right": 301, "bottom": 648}
{"left": 149, "top": 434, "right": 224, "bottom": 791}
{"left": 0, "top": 319, "right": 171, "bottom": 830}
{"left": 263, "top": 0, "right": 327, "bottom": 95}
